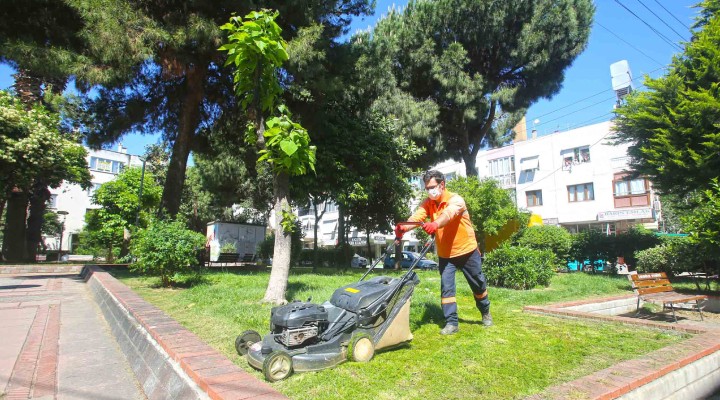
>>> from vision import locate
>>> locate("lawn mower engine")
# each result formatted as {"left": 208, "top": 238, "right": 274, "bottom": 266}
{"left": 270, "top": 301, "right": 329, "bottom": 348}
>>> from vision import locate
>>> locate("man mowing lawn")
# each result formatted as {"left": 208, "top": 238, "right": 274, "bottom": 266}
{"left": 396, "top": 169, "right": 492, "bottom": 335}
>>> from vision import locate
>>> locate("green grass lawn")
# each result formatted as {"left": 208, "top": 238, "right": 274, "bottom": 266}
{"left": 113, "top": 269, "right": 692, "bottom": 400}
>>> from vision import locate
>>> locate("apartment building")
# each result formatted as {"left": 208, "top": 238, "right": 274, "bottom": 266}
{"left": 47, "top": 144, "right": 144, "bottom": 251}
{"left": 434, "top": 120, "right": 659, "bottom": 234}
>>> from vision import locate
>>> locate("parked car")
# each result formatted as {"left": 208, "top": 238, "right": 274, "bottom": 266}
{"left": 383, "top": 251, "right": 438, "bottom": 270}
{"left": 351, "top": 254, "right": 368, "bottom": 268}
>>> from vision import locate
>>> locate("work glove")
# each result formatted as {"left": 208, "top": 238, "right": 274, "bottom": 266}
{"left": 422, "top": 221, "right": 438, "bottom": 235}
{"left": 394, "top": 223, "right": 407, "bottom": 240}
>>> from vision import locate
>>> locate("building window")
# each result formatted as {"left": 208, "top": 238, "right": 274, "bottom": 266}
{"left": 526, "top": 190, "right": 542, "bottom": 207}
{"left": 87, "top": 183, "right": 102, "bottom": 197}
{"left": 568, "top": 183, "right": 594, "bottom": 202}
{"left": 613, "top": 178, "right": 647, "bottom": 196}
{"left": 47, "top": 194, "right": 58, "bottom": 209}
{"left": 89, "top": 157, "right": 124, "bottom": 174}
{"left": 488, "top": 156, "right": 515, "bottom": 188}
{"left": 561, "top": 146, "right": 591, "bottom": 170}
{"left": 324, "top": 202, "right": 338, "bottom": 213}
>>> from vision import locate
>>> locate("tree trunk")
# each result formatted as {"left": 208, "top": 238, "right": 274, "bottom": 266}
{"left": 263, "top": 171, "right": 292, "bottom": 304}
{"left": 337, "top": 206, "right": 346, "bottom": 246}
{"left": 160, "top": 65, "right": 207, "bottom": 217}
{"left": 2, "top": 189, "right": 29, "bottom": 262}
{"left": 26, "top": 183, "right": 50, "bottom": 262}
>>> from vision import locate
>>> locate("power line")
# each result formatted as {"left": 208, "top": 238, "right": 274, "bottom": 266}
{"left": 519, "top": 122, "right": 616, "bottom": 191}
{"left": 636, "top": 0, "right": 689, "bottom": 42}
{"left": 652, "top": 0, "right": 691, "bottom": 31}
{"left": 595, "top": 22, "right": 667, "bottom": 67}
{"left": 529, "top": 66, "right": 665, "bottom": 123}
{"left": 613, "top": 0, "right": 684, "bottom": 52}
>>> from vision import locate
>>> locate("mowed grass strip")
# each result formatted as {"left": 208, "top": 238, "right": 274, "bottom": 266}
{"left": 113, "top": 269, "right": 686, "bottom": 400}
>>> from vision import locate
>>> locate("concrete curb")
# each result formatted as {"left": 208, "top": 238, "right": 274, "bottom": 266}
{"left": 81, "top": 266, "right": 287, "bottom": 400}
{"left": 0, "top": 264, "right": 84, "bottom": 275}
{"left": 524, "top": 295, "right": 720, "bottom": 399}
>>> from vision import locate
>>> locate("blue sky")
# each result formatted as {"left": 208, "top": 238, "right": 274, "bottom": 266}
{"left": 0, "top": 0, "right": 700, "bottom": 155}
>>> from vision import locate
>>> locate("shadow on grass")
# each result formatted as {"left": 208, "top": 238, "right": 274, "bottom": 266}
{"left": 414, "top": 302, "right": 445, "bottom": 330}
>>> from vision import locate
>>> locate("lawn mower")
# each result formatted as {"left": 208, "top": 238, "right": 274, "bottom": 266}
{"left": 235, "top": 222, "right": 431, "bottom": 382}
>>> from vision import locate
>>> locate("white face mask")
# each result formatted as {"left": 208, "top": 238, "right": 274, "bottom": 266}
{"left": 427, "top": 186, "right": 442, "bottom": 200}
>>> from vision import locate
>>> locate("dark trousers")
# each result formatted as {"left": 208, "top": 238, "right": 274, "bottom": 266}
{"left": 439, "top": 249, "right": 490, "bottom": 326}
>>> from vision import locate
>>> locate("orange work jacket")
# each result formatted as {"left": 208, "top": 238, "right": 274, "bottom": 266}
{"left": 409, "top": 190, "right": 477, "bottom": 258}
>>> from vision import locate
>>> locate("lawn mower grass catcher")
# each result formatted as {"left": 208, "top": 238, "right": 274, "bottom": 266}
{"left": 235, "top": 222, "right": 432, "bottom": 382}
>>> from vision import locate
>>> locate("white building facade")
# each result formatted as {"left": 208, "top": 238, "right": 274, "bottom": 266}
{"left": 434, "top": 120, "right": 659, "bottom": 234}
{"left": 47, "top": 144, "right": 144, "bottom": 251}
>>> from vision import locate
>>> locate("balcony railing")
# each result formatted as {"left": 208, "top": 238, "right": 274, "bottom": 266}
{"left": 492, "top": 173, "right": 516, "bottom": 188}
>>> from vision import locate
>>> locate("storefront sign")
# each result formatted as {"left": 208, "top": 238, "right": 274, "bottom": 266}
{"left": 349, "top": 237, "right": 366, "bottom": 246}
{"left": 373, "top": 235, "right": 386, "bottom": 244}
{"left": 597, "top": 208, "right": 652, "bottom": 222}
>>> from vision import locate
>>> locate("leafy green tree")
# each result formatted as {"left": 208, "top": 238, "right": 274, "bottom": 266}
{"left": 360, "top": 0, "right": 594, "bottom": 176}
{"left": 220, "top": 11, "right": 317, "bottom": 304}
{"left": 69, "top": 0, "right": 371, "bottom": 217}
{"left": 446, "top": 177, "right": 519, "bottom": 252}
{"left": 613, "top": 0, "right": 720, "bottom": 196}
{"left": 0, "top": 90, "right": 90, "bottom": 261}
{"left": 85, "top": 167, "right": 161, "bottom": 261}
{"left": 681, "top": 179, "right": 720, "bottom": 278}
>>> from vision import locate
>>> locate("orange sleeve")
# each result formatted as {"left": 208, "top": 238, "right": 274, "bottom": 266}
{"left": 408, "top": 200, "right": 429, "bottom": 223}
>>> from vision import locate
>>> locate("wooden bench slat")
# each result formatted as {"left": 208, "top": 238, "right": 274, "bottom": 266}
{"left": 633, "top": 279, "right": 673, "bottom": 288}
{"left": 637, "top": 286, "right": 674, "bottom": 295}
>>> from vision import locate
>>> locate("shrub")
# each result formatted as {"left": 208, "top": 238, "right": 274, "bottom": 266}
{"left": 298, "top": 244, "right": 354, "bottom": 268}
{"left": 483, "top": 245, "right": 555, "bottom": 290}
{"left": 635, "top": 236, "right": 704, "bottom": 276}
{"left": 516, "top": 225, "right": 572, "bottom": 269}
{"left": 131, "top": 220, "right": 207, "bottom": 287}
{"left": 570, "top": 226, "right": 659, "bottom": 269}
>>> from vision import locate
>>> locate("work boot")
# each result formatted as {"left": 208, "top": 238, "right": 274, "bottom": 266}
{"left": 440, "top": 324, "right": 459, "bottom": 335}
{"left": 481, "top": 313, "right": 493, "bottom": 327}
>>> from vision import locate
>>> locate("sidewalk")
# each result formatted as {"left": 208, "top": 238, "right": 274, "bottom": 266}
{"left": 0, "top": 272, "right": 145, "bottom": 400}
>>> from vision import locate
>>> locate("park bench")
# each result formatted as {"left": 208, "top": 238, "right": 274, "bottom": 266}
{"left": 629, "top": 272, "right": 707, "bottom": 322}
{"left": 210, "top": 252, "right": 240, "bottom": 268}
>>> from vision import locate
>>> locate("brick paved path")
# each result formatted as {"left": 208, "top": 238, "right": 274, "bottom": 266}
{"left": 0, "top": 273, "right": 145, "bottom": 400}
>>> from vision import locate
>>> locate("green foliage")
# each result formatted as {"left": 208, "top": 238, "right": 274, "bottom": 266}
{"left": 298, "top": 245, "right": 356, "bottom": 268}
{"left": 41, "top": 211, "right": 62, "bottom": 237}
{"left": 219, "top": 10, "right": 288, "bottom": 112}
{"left": 446, "top": 177, "right": 518, "bottom": 250}
{"left": 570, "top": 227, "right": 660, "bottom": 269}
{"left": 131, "top": 219, "right": 207, "bottom": 287}
{"left": 517, "top": 225, "right": 572, "bottom": 270}
{"left": 483, "top": 245, "right": 555, "bottom": 290}
{"left": 260, "top": 113, "right": 316, "bottom": 176}
{"left": 82, "top": 167, "right": 161, "bottom": 260}
{"left": 0, "top": 90, "right": 91, "bottom": 193}
{"left": 92, "top": 167, "right": 162, "bottom": 226}
{"left": 612, "top": 1, "right": 720, "bottom": 196}
{"left": 482, "top": 244, "right": 556, "bottom": 289}
{"left": 681, "top": 179, "right": 720, "bottom": 261}
{"left": 220, "top": 241, "right": 237, "bottom": 253}
{"left": 362, "top": 0, "right": 594, "bottom": 174}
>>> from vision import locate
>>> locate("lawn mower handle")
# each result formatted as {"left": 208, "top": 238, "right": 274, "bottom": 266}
{"left": 359, "top": 227, "right": 435, "bottom": 282}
